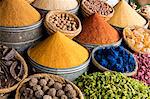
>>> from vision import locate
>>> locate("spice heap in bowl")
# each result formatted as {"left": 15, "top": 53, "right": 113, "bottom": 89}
{"left": 75, "top": 72, "right": 150, "bottom": 98}
{"left": 132, "top": 54, "right": 150, "bottom": 85}
{"left": 0, "top": 0, "right": 41, "bottom": 27}
{"left": 0, "top": 45, "right": 28, "bottom": 94}
{"left": 16, "top": 74, "right": 84, "bottom": 99}
{"left": 45, "top": 11, "right": 82, "bottom": 39}
{"left": 81, "top": 0, "right": 114, "bottom": 20}
{"left": 75, "top": 13, "right": 121, "bottom": 49}
{"left": 108, "top": 0, "right": 147, "bottom": 28}
{"left": 123, "top": 26, "right": 150, "bottom": 54}
{"left": 92, "top": 46, "right": 138, "bottom": 76}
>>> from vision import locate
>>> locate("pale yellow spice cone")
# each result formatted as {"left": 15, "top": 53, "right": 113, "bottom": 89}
{"left": 28, "top": 32, "right": 89, "bottom": 68}
{"left": 32, "top": 0, "right": 78, "bottom": 10}
{"left": 0, "top": 0, "right": 41, "bottom": 27}
{"left": 108, "top": 0, "right": 146, "bottom": 28}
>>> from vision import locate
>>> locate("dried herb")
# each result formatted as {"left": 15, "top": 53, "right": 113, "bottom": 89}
{"left": 0, "top": 45, "right": 24, "bottom": 89}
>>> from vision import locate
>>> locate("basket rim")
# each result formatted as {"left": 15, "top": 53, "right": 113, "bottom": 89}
{"left": 123, "top": 25, "right": 150, "bottom": 54}
{"left": 91, "top": 45, "right": 138, "bottom": 76}
{"left": 81, "top": 0, "right": 114, "bottom": 17}
{"left": 45, "top": 10, "right": 82, "bottom": 34}
{"left": 0, "top": 51, "right": 28, "bottom": 94}
{"left": 15, "top": 73, "right": 84, "bottom": 99}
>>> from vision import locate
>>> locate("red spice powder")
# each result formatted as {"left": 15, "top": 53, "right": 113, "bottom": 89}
{"left": 75, "top": 13, "right": 120, "bottom": 44}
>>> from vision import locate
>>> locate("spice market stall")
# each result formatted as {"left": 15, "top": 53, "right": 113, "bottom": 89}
{"left": 0, "top": 0, "right": 149, "bottom": 98}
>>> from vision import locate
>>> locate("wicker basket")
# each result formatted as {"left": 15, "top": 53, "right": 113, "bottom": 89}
{"left": 92, "top": 46, "right": 138, "bottom": 76}
{"left": 123, "top": 25, "right": 150, "bottom": 54}
{"left": 81, "top": 0, "right": 114, "bottom": 21}
{"left": 0, "top": 51, "right": 28, "bottom": 94}
{"left": 15, "top": 73, "right": 84, "bottom": 99}
{"left": 45, "top": 10, "right": 82, "bottom": 39}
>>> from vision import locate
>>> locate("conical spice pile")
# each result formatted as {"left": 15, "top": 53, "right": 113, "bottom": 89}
{"left": 0, "top": 0, "right": 41, "bottom": 27}
{"left": 75, "top": 13, "right": 120, "bottom": 45}
{"left": 28, "top": 32, "right": 89, "bottom": 68}
{"left": 108, "top": 0, "right": 146, "bottom": 28}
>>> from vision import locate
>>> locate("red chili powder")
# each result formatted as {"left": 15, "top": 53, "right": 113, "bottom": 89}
{"left": 75, "top": 13, "right": 120, "bottom": 44}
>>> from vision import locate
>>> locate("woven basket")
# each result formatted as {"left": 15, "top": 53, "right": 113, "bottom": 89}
{"left": 81, "top": 0, "right": 114, "bottom": 21}
{"left": 0, "top": 51, "right": 28, "bottom": 94}
{"left": 123, "top": 25, "right": 150, "bottom": 54}
{"left": 92, "top": 46, "right": 138, "bottom": 76}
{"left": 45, "top": 10, "right": 82, "bottom": 39}
{"left": 15, "top": 73, "right": 84, "bottom": 99}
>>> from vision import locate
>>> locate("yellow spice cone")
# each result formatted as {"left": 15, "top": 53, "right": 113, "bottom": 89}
{"left": 28, "top": 32, "right": 89, "bottom": 68}
{"left": 108, "top": 0, "right": 146, "bottom": 28}
{"left": 0, "top": 0, "right": 41, "bottom": 27}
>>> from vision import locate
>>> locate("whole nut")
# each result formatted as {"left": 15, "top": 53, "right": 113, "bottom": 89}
{"left": 47, "top": 79, "right": 55, "bottom": 87}
{"left": 66, "top": 90, "right": 77, "bottom": 98}
{"left": 64, "top": 84, "right": 73, "bottom": 92}
{"left": 35, "top": 90, "right": 44, "bottom": 98}
{"left": 43, "top": 95, "right": 52, "bottom": 99}
{"left": 61, "top": 95, "right": 68, "bottom": 99}
{"left": 29, "top": 78, "right": 38, "bottom": 86}
{"left": 56, "top": 89, "right": 65, "bottom": 97}
{"left": 33, "top": 85, "right": 41, "bottom": 91}
{"left": 43, "top": 86, "right": 49, "bottom": 92}
{"left": 53, "top": 82, "right": 62, "bottom": 90}
{"left": 47, "top": 88, "right": 56, "bottom": 96}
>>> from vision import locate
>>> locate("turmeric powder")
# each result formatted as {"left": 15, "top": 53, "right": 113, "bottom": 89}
{"left": 0, "top": 0, "right": 41, "bottom": 27}
{"left": 28, "top": 32, "right": 89, "bottom": 68}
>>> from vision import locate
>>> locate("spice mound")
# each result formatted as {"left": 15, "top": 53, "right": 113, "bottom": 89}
{"left": 124, "top": 26, "right": 150, "bottom": 54}
{"left": 75, "top": 72, "right": 150, "bottom": 98}
{"left": 28, "top": 32, "right": 89, "bottom": 68}
{"left": 75, "top": 13, "right": 120, "bottom": 45}
{"left": 20, "top": 75, "right": 80, "bottom": 99}
{"left": 0, "top": 45, "right": 25, "bottom": 89}
{"left": 32, "top": 0, "right": 78, "bottom": 11}
{"left": 0, "top": 0, "right": 41, "bottom": 27}
{"left": 94, "top": 46, "right": 136, "bottom": 73}
{"left": 83, "top": 0, "right": 113, "bottom": 16}
{"left": 108, "top": 0, "right": 146, "bottom": 28}
{"left": 132, "top": 54, "right": 150, "bottom": 85}
{"left": 47, "top": 13, "right": 79, "bottom": 31}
